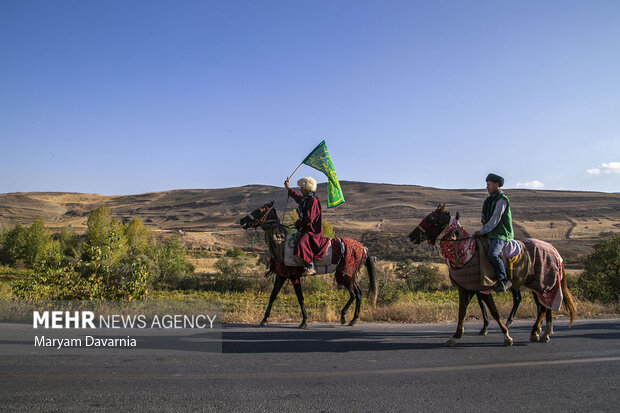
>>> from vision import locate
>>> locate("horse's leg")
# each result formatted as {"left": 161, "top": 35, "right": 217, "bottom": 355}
{"left": 259, "top": 277, "right": 285, "bottom": 327}
{"left": 293, "top": 282, "right": 308, "bottom": 329}
{"left": 530, "top": 293, "right": 546, "bottom": 342}
{"left": 480, "top": 294, "right": 513, "bottom": 346}
{"left": 541, "top": 309, "right": 553, "bottom": 343}
{"left": 476, "top": 292, "right": 489, "bottom": 336}
{"left": 349, "top": 284, "right": 362, "bottom": 326}
{"left": 506, "top": 288, "right": 522, "bottom": 327}
{"left": 446, "top": 288, "right": 475, "bottom": 347}
{"left": 341, "top": 290, "right": 355, "bottom": 325}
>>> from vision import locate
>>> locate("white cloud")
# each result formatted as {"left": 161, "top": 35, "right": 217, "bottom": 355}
{"left": 516, "top": 180, "right": 545, "bottom": 189}
{"left": 587, "top": 162, "right": 620, "bottom": 175}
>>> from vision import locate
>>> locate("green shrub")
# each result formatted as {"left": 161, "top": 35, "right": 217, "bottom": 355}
{"left": 56, "top": 226, "right": 80, "bottom": 260}
{"left": 211, "top": 255, "right": 254, "bottom": 292}
{"left": 565, "top": 272, "right": 579, "bottom": 291}
{"left": 577, "top": 235, "right": 620, "bottom": 303}
{"left": 302, "top": 275, "right": 329, "bottom": 294}
{"left": 4, "top": 208, "right": 199, "bottom": 299}
{"left": 226, "top": 247, "right": 245, "bottom": 257}
{"left": 376, "top": 279, "right": 405, "bottom": 304}
{"left": 395, "top": 260, "right": 443, "bottom": 292}
{"left": 0, "top": 224, "right": 28, "bottom": 266}
{"left": 81, "top": 207, "right": 129, "bottom": 278}
{"left": 149, "top": 237, "right": 194, "bottom": 289}
{"left": 125, "top": 218, "right": 149, "bottom": 255}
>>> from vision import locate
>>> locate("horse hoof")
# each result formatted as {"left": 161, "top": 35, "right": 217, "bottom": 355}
{"left": 445, "top": 339, "right": 457, "bottom": 347}
{"left": 540, "top": 335, "right": 550, "bottom": 343}
{"left": 299, "top": 322, "right": 307, "bottom": 329}
{"left": 348, "top": 319, "right": 358, "bottom": 327}
{"left": 505, "top": 319, "right": 513, "bottom": 327}
{"left": 530, "top": 334, "right": 539, "bottom": 342}
{"left": 503, "top": 336, "right": 514, "bottom": 346}
{"left": 259, "top": 320, "right": 267, "bottom": 327}
{"left": 340, "top": 318, "right": 346, "bottom": 325}
{"left": 479, "top": 329, "right": 488, "bottom": 336}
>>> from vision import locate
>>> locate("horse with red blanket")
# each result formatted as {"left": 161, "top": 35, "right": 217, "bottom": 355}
{"left": 409, "top": 204, "right": 577, "bottom": 346}
{"left": 241, "top": 201, "right": 378, "bottom": 328}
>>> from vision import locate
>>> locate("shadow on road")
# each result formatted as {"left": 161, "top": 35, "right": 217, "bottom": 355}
{"left": 220, "top": 325, "right": 516, "bottom": 353}
{"left": 544, "top": 321, "right": 620, "bottom": 341}
{"left": 221, "top": 320, "right": 620, "bottom": 353}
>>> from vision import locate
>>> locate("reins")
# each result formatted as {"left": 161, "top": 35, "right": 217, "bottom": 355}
{"left": 254, "top": 204, "right": 276, "bottom": 226}
{"left": 438, "top": 235, "right": 476, "bottom": 242}
{"left": 253, "top": 204, "right": 294, "bottom": 229}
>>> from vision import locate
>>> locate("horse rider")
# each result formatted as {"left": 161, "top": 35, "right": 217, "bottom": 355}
{"left": 284, "top": 176, "right": 330, "bottom": 276}
{"left": 474, "top": 173, "right": 514, "bottom": 292}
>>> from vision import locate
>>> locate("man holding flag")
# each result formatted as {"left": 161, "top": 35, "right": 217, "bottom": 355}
{"left": 284, "top": 140, "right": 345, "bottom": 275}
{"left": 285, "top": 176, "right": 329, "bottom": 275}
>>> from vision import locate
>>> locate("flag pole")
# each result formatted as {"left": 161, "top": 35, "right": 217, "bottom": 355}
{"left": 282, "top": 161, "right": 304, "bottom": 228}
{"left": 287, "top": 162, "right": 304, "bottom": 181}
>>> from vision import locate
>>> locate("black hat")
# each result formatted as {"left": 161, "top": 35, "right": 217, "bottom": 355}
{"left": 486, "top": 173, "right": 504, "bottom": 187}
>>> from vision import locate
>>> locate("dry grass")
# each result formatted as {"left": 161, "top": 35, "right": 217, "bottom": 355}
{"left": 1, "top": 262, "right": 617, "bottom": 325}
{"left": 149, "top": 288, "right": 618, "bottom": 325}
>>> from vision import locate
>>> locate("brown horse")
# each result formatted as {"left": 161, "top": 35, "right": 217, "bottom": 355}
{"left": 409, "top": 205, "right": 576, "bottom": 346}
{"left": 240, "top": 201, "right": 378, "bottom": 328}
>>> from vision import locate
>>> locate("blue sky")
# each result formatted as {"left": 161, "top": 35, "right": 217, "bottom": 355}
{"left": 1, "top": 0, "right": 619, "bottom": 194}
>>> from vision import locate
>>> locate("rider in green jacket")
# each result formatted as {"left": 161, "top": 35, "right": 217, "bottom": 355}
{"left": 474, "top": 173, "right": 514, "bottom": 292}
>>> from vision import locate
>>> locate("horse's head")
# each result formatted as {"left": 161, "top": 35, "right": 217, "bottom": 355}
{"left": 409, "top": 204, "right": 459, "bottom": 245}
{"left": 240, "top": 201, "right": 276, "bottom": 230}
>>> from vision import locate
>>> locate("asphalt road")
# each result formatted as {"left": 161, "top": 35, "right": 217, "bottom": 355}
{"left": 1, "top": 318, "right": 619, "bottom": 412}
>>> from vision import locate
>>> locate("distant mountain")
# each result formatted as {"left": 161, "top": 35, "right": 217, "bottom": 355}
{"left": 1, "top": 182, "right": 618, "bottom": 263}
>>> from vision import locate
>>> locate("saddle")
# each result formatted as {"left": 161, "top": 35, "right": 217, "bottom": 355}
{"left": 477, "top": 238, "right": 531, "bottom": 288}
{"left": 283, "top": 233, "right": 344, "bottom": 274}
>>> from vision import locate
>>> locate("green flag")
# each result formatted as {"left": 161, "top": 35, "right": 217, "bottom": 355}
{"left": 302, "top": 140, "right": 345, "bottom": 208}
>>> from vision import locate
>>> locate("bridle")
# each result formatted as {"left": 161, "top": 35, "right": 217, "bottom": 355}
{"left": 251, "top": 204, "right": 278, "bottom": 227}
{"left": 420, "top": 212, "right": 476, "bottom": 244}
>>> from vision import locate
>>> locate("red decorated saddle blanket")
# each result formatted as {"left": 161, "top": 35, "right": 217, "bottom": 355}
{"left": 522, "top": 238, "right": 564, "bottom": 310}
{"left": 283, "top": 233, "right": 339, "bottom": 271}
{"left": 332, "top": 237, "right": 367, "bottom": 289}
{"left": 448, "top": 253, "right": 491, "bottom": 294}
{"left": 272, "top": 237, "right": 366, "bottom": 289}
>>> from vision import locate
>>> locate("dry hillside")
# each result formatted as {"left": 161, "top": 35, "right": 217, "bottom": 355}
{"left": 1, "top": 182, "right": 618, "bottom": 264}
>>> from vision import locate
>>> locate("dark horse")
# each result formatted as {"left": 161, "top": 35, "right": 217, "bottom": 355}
{"left": 409, "top": 205, "right": 576, "bottom": 346}
{"left": 475, "top": 281, "right": 522, "bottom": 336}
{"left": 240, "top": 201, "right": 378, "bottom": 328}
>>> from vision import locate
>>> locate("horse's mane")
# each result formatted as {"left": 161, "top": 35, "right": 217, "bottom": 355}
{"left": 263, "top": 208, "right": 288, "bottom": 263}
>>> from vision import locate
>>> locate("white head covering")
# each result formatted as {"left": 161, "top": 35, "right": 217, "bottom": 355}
{"left": 297, "top": 176, "right": 317, "bottom": 192}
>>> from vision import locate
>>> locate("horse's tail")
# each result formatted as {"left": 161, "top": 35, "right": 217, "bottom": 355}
{"left": 364, "top": 252, "right": 378, "bottom": 308}
{"left": 560, "top": 263, "right": 577, "bottom": 327}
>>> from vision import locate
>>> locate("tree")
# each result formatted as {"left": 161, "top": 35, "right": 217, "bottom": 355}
{"left": 57, "top": 226, "right": 80, "bottom": 258}
{"left": 82, "top": 206, "right": 128, "bottom": 276}
{"left": 86, "top": 206, "right": 113, "bottom": 247}
{"left": 578, "top": 235, "right": 620, "bottom": 303}
{"left": 0, "top": 219, "right": 59, "bottom": 269}
{"left": 24, "top": 218, "right": 51, "bottom": 267}
{"left": 150, "top": 237, "right": 194, "bottom": 288}
{"left": 125, "top": 218, "right": 149, "bottom": 254}
{"left": 0, "top": 224, "right": 27, "bottom": 265}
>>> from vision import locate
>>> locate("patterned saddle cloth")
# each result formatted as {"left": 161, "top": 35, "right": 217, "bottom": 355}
{"left": 283, "top": 233, "right": 343, "bottom": 274}
{"left": 476, "top": 238, "right": 530, "bottom": 287}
